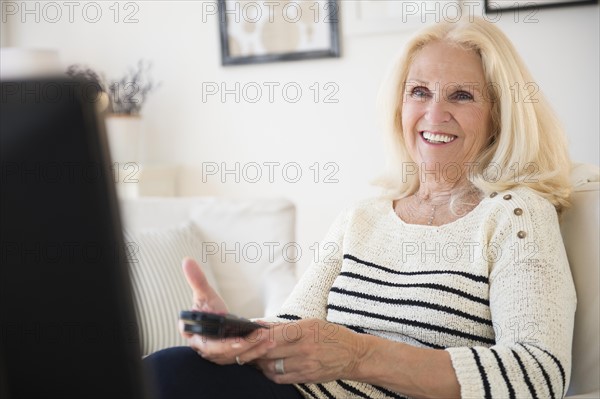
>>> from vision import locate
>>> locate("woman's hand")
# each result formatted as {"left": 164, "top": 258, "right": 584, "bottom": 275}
{"left": 178, "top": 257, "right": 274, "bottom": 365}
{"left": 187, "top": 324, "right": 275, "bottom": 366}
{"left": 253, "top": 318, "right": 366, "bottom": 384}
{"left": 181, "top": 257, "right": 227, "bottom": 314}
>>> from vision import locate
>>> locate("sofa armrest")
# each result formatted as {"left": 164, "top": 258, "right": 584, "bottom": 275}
{"left": 566, "top": 390, "right": 600, "bottom": 399}
{"left": 562, "top": 164, "right": 600, "bottom": 397}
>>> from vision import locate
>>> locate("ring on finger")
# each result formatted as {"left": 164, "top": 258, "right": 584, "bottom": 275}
{"left": 275, "top": 358, "right": 285, "bottom": 375}
{"left": 235, "top": 355, "right": 245, "bottom": 366}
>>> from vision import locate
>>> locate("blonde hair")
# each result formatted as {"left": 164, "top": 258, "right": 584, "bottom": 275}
{"left": 376, "top": 17, "right": 572, "bottom": 214}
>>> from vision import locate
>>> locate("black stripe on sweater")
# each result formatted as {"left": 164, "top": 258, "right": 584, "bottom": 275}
{"left": 470, "top": 348, "right": 492, "bottom": 399}
{"left": 520, "top": 344, "right": 556, "bottom": 399}
{"left": 335, "top": 381, "right": 370, "bottom": 398}
{"left": 340, "top": 323, "right": 367, "bottom": 334}
{"left": 277, "top": 314, "right": 301, "bottom": 321}
{"left": 344, "top": 254, "right": 489, "bottom": 283}
{"left": 312, "top": 383, "right": 335, "bottom": 399}
{"left": 345, "top": 323, "right": 444, "bottom": 349}
{"left": 338, "top": 271, "right": 489, "bottom": 306}
{"left": 297, "top": 383, "right": 319, "bottom": 399}
{"left": 413, "top": 337, "right": 445, "bottom": 349}
{"left": 372, "top": 384, "right": 409, "bottom": 399}
{"left": 512, "top": 349, "right": 538, "bottom": 398}
{"left": 490, "top": 348, "right": 516, "bottom": 399}
{"left": 329, "top": 286, "right": 493, "bottom": 326}
{"left": 535, "top": 346, "right": 566, "bottom": 398}
{"left": 327, "top": 304, "right": 495, "bottom": 345}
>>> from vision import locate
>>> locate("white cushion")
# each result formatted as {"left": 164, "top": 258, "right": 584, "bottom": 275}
{"left": 124, "top": 222, "right": 221, "bottom": 357}
{"left": 189, "top": 199, "right": 298, "bottom": 318}
{"left": 119, "top": 197, "right": 297, "bottom": 318}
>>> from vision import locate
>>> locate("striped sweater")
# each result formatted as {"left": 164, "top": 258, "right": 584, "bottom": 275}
{"left": 274, "top": 187, "right": 576, "bottom": 398}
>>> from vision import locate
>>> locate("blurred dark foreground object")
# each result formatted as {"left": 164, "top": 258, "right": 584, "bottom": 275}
{"left": 0, "top": 78, "right": 151, "bottom": 399}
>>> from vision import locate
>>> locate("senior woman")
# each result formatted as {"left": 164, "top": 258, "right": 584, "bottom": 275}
{"left": 144, "top": 16, "right": 576, "bottom": 399}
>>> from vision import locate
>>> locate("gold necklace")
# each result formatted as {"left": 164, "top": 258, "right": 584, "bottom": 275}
{"left": 396, "top": 188, "right": 481, "bottom": 226}
{"left": 412, "top": 193, "right": 447, "bottom": 226}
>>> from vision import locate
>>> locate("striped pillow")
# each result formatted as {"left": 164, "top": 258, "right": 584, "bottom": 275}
{"left": 124, "top": 222, "right": 221, "bottom": 357}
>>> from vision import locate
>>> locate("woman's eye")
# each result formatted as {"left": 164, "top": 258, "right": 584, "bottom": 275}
{"left": 450, "top": 91, "right": 474, "bottom": 102}
{"left": 411, "top": 86, "right": 430, "bottom": 99}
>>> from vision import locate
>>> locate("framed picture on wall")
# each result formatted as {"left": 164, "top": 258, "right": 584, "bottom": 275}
{"left": 343, "top": 0, "right": 461, "bottom": 36}
{"left": 218, "top": 0, "right": 341, "bottom": 66}
{"left": 485, "top": 0, "right": 598, "bottom": 13}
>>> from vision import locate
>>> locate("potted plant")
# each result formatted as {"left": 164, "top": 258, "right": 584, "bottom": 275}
{"left": 66, "top": 60, "right": 159, "bottom": 165}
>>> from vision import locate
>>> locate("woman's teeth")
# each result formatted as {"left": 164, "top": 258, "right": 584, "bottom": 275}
{"left": 422, "top": 131, "right": 457, "bottom": 144}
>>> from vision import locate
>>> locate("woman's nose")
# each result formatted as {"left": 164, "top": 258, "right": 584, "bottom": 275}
{"left": 424, "top": 99, "right": 452, "bottom": 124}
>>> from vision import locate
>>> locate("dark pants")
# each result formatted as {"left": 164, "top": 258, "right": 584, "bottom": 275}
{"left": 143, "top": 346, "right": 304, "bottom": 399}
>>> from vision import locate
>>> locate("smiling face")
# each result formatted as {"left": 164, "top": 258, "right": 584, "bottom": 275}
{"left": 402, "top": 41, "right": 492, "bottom": 183}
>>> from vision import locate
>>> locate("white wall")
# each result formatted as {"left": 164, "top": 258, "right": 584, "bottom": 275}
{"left": 3, "top": 0, "right": 599, "bottom": 273}
{"left": 0, "top": 5, "right": 7, "bottom": 46}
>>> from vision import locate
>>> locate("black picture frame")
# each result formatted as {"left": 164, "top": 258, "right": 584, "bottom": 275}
{"left": 485, "top": 0, "right": 598, "bottom": 13}
{"left": 218, "top": 0, "right": 341, "bottom": 66}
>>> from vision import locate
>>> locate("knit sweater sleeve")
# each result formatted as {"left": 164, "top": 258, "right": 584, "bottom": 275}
{"left": 271, "top": 207, "right": 350, "bottom": 322}
{"left": 446, "top": 190, "right": 577, "bottom": 399}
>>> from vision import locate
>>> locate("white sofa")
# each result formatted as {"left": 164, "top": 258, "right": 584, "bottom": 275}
{"left": 560, "top": 164, "right": 600, "bottom": 398}
{"left": 120, "top": 164, "right": 599, "bottom": 398}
